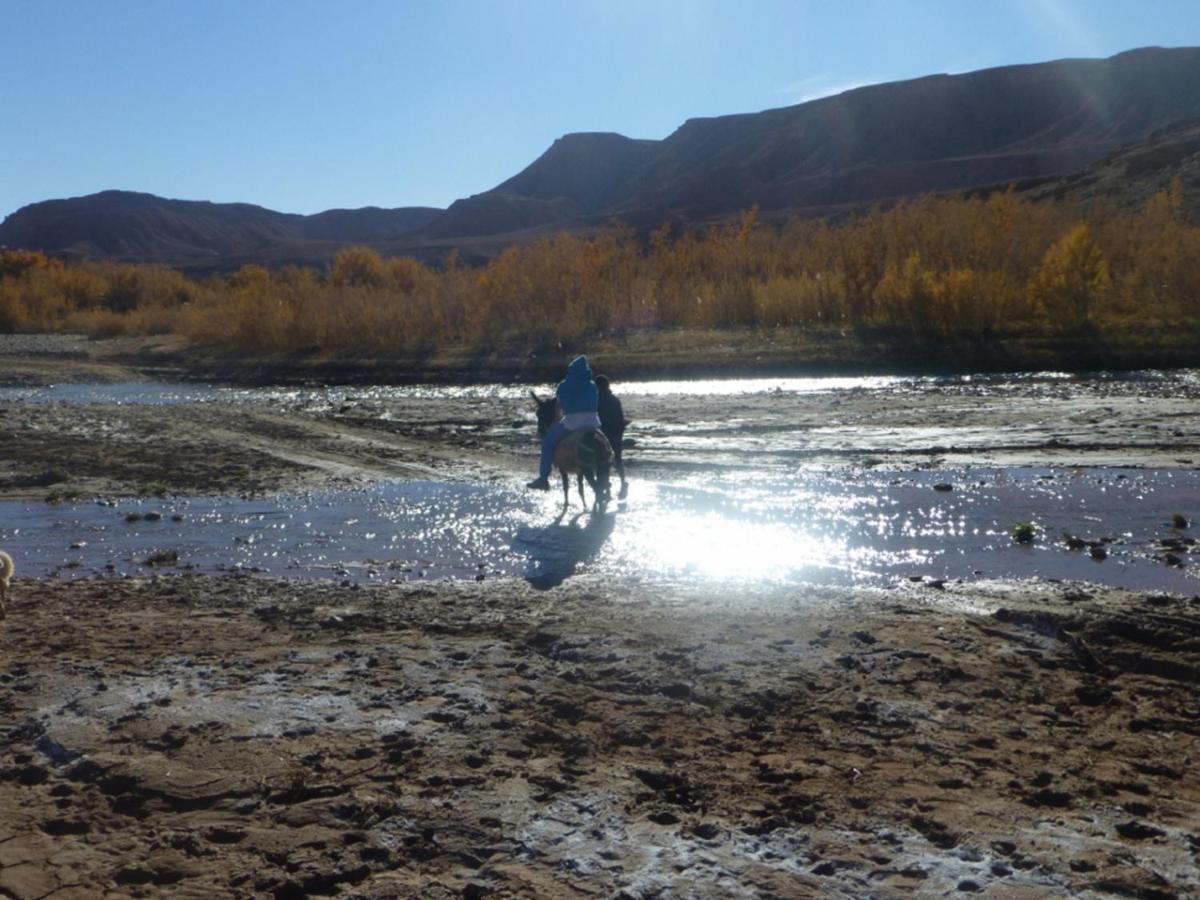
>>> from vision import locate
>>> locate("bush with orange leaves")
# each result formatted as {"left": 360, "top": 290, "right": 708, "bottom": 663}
{"left": 2, "top": 186, "right": 1199, "bottom": 355}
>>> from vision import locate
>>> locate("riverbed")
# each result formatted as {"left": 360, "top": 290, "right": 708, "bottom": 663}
{"left": 3, "top": 370, "right": 1200, "bottom": 594}
{"left": 2, "top": 358, "right": 1199, "bottom": 898}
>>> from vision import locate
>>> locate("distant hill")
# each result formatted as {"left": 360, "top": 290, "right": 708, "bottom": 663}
{"left": 4, "top": 46, "right": 1200, "bottom": 268}
{"left": 298, "top": 206, "right": 442, "bottom": 242}
{"left": 1019, "top": 118, "right": 1200, "bottom": 220}
{"left": 0, "top": 190, "right": 441, "bottom": 266}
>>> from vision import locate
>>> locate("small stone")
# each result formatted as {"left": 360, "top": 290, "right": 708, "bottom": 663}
{"left": 1116, "top": 820, "right": 1165, "bottom": 840}
{"left": 1075, "top": 684, "right": 1113, "bottom": 706}
{"left": 660, "top": 683, "right": 691, "bottom": 700}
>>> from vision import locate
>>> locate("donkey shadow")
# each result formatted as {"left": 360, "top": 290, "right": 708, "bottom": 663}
{"left": 516, "top": 510, "right": 616, "bottom": 590}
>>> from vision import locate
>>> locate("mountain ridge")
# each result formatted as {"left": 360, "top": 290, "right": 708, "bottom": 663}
{"left": 0, "top": 190, "right": 441, "bottom": 264}
{"left": 4, "top": 46, "right": 1200, "bottom": 268}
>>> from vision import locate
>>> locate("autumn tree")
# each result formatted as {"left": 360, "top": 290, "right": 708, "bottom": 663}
{"left": 1027, "top": 224, "right": 1111, "bottom": 329}
{"left": 330, "top": 247, "right": 387, "bottom": 288}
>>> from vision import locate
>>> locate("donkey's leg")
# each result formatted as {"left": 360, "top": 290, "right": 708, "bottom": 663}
{"left": 577, "top": 473, "right": 587, "bottom": 507}
{"left": 580, "top": 468, "right": 597, "bottom": 510}
{"left": 597, "top": 462, "right": 611, "bottom": 505}
{"left": 560, "top": 471, "right": 570, "bottom": 508}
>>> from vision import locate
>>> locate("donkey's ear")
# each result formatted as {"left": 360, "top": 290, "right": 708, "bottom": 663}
{"left": 530, "top": 390, "right": 541, "bottom": 404}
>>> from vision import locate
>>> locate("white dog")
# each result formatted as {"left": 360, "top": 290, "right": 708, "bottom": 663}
{"left": 0, "top": 551, "right": 13, "bottom": 620}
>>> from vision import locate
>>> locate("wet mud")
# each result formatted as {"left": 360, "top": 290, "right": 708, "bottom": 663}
{"left": 2, "top": 578, "right": 1199, "bottom": 898}
{"left": 5, "top": 367, "right": 1200, "bottom": 506}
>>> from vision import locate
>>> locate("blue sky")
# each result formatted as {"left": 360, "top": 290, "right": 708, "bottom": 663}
{"left": 2, "top": 0, "right": 1199, "bottom": 218}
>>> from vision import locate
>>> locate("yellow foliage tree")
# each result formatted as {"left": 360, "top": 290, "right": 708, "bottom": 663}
{"left": 1027, "top": 225, "right": 1111, "bottom": 328}
{"left": 330, "top": 247, "right": 387, "bottom": 288}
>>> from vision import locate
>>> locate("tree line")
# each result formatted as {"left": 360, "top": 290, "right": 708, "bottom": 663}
{"left": 1, "top": 184, "right": 1196, "bottom": 355}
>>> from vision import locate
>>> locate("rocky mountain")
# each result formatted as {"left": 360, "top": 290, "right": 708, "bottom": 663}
{"left": 3, "top": 46, "right": 1200, "bottom": 267}
{"left": 451, "top": 46, "right": 1200, "bottom": 232}
{"left": 1019, "top": 118, "right": 1200, "bottom": 220}
{"left": 427, "top": 133, "right": 660, "bottom": 237}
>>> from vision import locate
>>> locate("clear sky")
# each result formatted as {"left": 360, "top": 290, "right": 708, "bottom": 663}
{"left": 2, "top": 0, "right": 1199, "bottom": 218}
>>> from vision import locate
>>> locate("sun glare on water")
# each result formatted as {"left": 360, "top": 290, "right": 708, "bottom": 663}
{"left": 610, "top": 509, "right": 845, "bottom": 581}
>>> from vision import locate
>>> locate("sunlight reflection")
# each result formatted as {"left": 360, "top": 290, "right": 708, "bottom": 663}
{"left": 612, "top": 509, "right": 845, "bottom": 581}
{"left": 5, "top": 466, "right": 1200, "bottom": 593}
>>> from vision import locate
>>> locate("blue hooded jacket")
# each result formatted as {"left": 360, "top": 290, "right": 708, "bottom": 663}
{"left": 556, "top": 355, "right": 598, "bottom": 415}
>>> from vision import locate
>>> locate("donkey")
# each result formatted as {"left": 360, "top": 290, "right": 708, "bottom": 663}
{"left": 531, "top": 393, "right": 613, "bottom": 511}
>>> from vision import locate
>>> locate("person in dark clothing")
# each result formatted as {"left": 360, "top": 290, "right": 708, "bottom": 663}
{"left": 594, "top": 374, "right": 629, "bottom": 499}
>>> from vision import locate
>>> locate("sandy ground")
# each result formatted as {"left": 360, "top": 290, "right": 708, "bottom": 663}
{"left": 2, "top": 577, "right": 1199, "bottom": 899}
{"left": 1, "top": 338, "right": 1199, "bottom": 897}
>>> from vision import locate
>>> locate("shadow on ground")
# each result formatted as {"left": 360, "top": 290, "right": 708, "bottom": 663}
{"left": 517, "top": 510, "right": 617, "bottom": 589}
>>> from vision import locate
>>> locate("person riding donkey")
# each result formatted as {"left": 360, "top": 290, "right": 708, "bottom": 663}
{"left": 527, "top": 355, "right": 601, "bottom": 491}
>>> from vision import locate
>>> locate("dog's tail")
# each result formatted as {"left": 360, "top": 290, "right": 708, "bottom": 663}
{"left": 0, "top": 551, "right": 13, "bottom": 581}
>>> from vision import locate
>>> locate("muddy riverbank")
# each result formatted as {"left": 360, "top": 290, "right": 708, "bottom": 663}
{"left": 2, "top": 576, "right": 1199, "bottom": 898}
{"left": 7, "top": 328, "right": 1200, "bottom": 389}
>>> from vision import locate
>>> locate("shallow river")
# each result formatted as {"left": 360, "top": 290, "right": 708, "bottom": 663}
{"left": 6, "top": 368, "right": 1200, "bottom": 407}
{"left": 2, "top": 370, "right": 1199, "bottom": 594}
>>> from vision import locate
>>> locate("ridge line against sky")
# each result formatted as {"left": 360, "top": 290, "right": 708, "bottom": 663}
{"left": 3, "top": 0, "right": 1200, "bottom": 220}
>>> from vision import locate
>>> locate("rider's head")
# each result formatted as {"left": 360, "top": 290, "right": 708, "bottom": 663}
{"left": 595, "top": 374, "right": 610, "bottom": 394}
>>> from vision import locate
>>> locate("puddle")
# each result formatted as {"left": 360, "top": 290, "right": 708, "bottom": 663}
{"left": 3, "top": 468, "right": 1198, "bottom": 592}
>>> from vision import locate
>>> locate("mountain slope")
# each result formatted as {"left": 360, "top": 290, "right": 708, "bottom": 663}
{"left": 0, "top": 191, "right": 440, "bottom": 264}
{"left": 443, "top": 46, "right": 1200, "bottom": 233}
{"left": 1019, "top": 118, "right": 1200, "bottom": 220}
{"left": 299, "top": 206, "right": 442, "bottom": 242}
{"left": 4, "top": 47, "right": 1200, "bottom": 265}
{"left": 427, "top": 133, "right": 660, "bottom": 237}
{"left": 0, "top": 191, "right": 299, "bottom": 261}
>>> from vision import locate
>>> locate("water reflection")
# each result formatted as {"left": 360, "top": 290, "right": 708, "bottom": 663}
{"left": 5, "top": 368, "right": 1189, "bottom": 407}
{"left": 3, "top": 467, "right": 1198, "bottom": 593}
{"left": 617, "top": 509, "right": 846, "bottom": 581}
